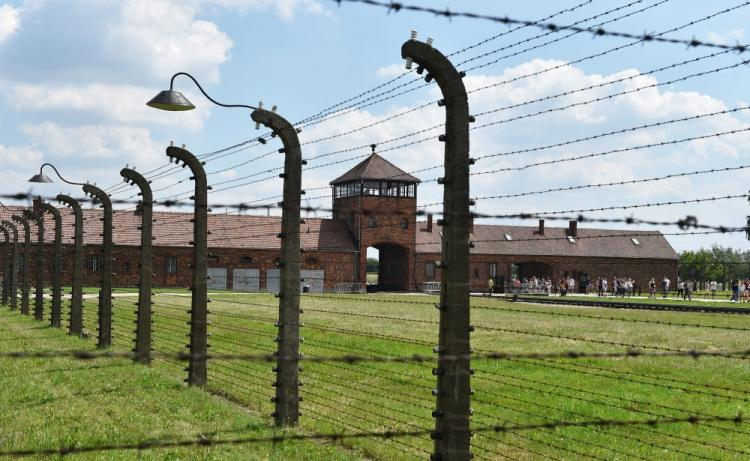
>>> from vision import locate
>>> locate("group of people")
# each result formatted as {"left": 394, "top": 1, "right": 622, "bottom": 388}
{"left": 508, "top": 276, "right": 553, "bottom": 295}
{"left": 501, "top": 274, "right": 741, "bottom": 301}
{"left": 589, "top": 277, "right": 640, "bottom": 297}
{"left": 730, "top": 280, "right": 750, "bottom": 302}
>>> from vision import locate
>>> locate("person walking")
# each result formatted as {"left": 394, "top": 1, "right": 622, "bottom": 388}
{"left": 683, "top": 280, "right": 692, "bottom": 301}
{"left": 648, "top": 278, "right": 656, "bottom": 299}
{"left": 487, "top": 277, "right": 495, "bottom": 296}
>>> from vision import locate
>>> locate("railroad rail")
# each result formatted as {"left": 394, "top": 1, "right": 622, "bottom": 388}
{"left": 493, "top": 295, "right": 750, "bottom": 315}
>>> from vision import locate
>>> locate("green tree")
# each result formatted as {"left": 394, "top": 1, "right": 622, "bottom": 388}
{"left": 679, "top": 245, "right": 750, "bottom": 287}
{"left": 366, "top": 257, "right": 379, "bottom": 273}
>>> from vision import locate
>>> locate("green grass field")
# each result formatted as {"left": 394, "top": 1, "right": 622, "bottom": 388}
{"left": 0, "top": 307, "right": 360, "bottom": 460}
{"left": 4, "top": 290, "right": 750, "bottom": 459}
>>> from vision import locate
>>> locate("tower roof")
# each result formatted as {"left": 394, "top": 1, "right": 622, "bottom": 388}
{"left": 330, "top": 153, "right": 420, "bottom": 185}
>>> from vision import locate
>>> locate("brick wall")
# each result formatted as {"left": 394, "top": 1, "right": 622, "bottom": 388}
{"left": 414, "top": 252, "right": 678, "bottom": 293}
{"left": 333, "top": 195, "right": 417, "bottom": 289}
{"left": 0, "top": 244, "right": 357, "bottom": 291}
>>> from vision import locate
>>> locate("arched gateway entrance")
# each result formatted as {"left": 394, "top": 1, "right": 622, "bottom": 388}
{"left": 373, "top": 243, "right": 409, "bottom": 291}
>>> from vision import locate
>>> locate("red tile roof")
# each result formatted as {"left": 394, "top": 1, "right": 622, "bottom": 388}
{"left": 415, "top": 221, "right": 679, "bottom": 260}
{"left": 330, "top": 153, "right": 420, "bottom": 184}
{"left": 0, "top": 206, "right": 356, "bottom": 252}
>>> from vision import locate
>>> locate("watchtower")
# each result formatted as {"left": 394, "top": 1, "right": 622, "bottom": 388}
{"left": 330, "top": 148, "right": 419, "bottom": 290}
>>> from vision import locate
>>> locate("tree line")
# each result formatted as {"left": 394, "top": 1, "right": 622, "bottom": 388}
{"left": 679, "top": 245, "right": 750, "bottom": 284}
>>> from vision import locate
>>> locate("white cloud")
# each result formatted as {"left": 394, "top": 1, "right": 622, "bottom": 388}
{"left": 7, "top": 83, "right": 210, "bottom": 130}
{"left": 107, "top": 0, "right": 233, "bottom": 84}
{"left": 205, "top": 0, "right": 325, "bottom": 20}
{"left": 707, "top": 28, "right": 744, "bottom": 45}
{"left": 0, "top": 4, "right": 20, "bottom": 44}
{"left": 21, "top": 122, "right": 164, "bottom": 168}
{"left": 0, "top": 143, "right": 42, "bottom": 167}
{"left": 376, "top": 63, "right": 406, "bottom": 79}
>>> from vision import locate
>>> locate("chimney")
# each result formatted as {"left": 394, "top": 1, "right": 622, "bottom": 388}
{"left": 568, "top": 220, "right": 577, "bottom": 238}
{"left": 33, "top": 196, "right": 43, "bottom": 215}
{"left": 469, "top": 214, "right": 474, "bottom": 234}
{"left": 423, "top": 214, "right": 433, "bottom": 232}
{"left": 537, "top": 219, "right": 545, "bottom": 236}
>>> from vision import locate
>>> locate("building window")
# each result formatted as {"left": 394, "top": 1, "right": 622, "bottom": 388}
{"left": 567, "top": 235, "right": 576, "bottom": 244}
{"left": 631, "top": 238, "right": 640, "bottom": 245}
{"left": 489, "top": 263, "right": 497, "bottom": 278}
{"left": 241, "top": 256, "right": 253, "bottom": 264}
{"left": 425, "top": 262, "right": 435, "bottom": 278}
{"left": 89, "top": 255, "right": 101, "bottom": 273}
{"left": 504, "top": 233, "right": 512, "bottom": 241}
{"left": 166, "top": 256, "right": 177, "bottom": 274}
{"left": 398, "top": 183, "right": 408, "bottom": 197}
{"left": 400, "top": 218, "right": 408, "bottom": 229}
{"left": 383, "top": 182, "right": 399, "bottom": 197}
{"left": 474, "top": 268, "right": 480, "bottom": 279}
{"left": 368, "top": 216, "right": 376, "bottom": 228}
{"left": 363, "top": 181, "right": 381, "bottom": 196}
{"left": 122, "top": 261, "right": 131, "bottom": 274}
{"left": 334, "top": 182, "right": 361, "bottom": 199}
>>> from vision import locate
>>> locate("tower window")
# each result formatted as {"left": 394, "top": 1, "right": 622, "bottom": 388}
{"left": 400, "top": 218, "right": 408, "bottom": 229}
{"left": 368, "top": 216, "right": 377, "bottom": 228}
{"left": 363, "top": 181, "right": 380, "bottom": 196}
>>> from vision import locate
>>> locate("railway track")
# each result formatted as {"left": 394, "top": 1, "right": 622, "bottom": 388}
{"left": 492, "top": 295, "right": 750, "bottom": 315}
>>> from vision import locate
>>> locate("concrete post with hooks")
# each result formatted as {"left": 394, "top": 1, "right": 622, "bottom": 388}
{"left": 82, "top": 185, "right": 113, "bottom": 348}
{"left": 166, "top": 145, "right": 208, "bottom": 387}
{"left": 39, "top": 200, "right": 63, "bottom": 327}
{"left": 1, "top": 221, "right": 18, "bottom": 311}
{"left": 57, "top": 195, "right": 84, "bottom": 337}
{"left": 23, "top": 209, "right": 44, "bottom": 322}
{"left": 402, "top": 35, "right": 472, "bottom": 461}
{"left": 0, "top": 226, "right": 9, "bottom": 306}
{"left": 120, "top": 167, "right": 153, "bottom": 364}
{"left": 12, "top": 215, "right": 31, "bottom": 316}
{"left": 251, "top": 107, "right": 303, "bottom": 427}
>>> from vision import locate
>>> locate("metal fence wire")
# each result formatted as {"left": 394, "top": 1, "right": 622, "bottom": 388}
{"left": 2, "top": 2, "right": 750, "bottom": 459}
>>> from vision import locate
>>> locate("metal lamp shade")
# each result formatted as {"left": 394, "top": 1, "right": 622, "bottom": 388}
{"left": 146, "top": 90, "right": 196, "bottom": 111}
{"left": 28, "top": 173, "right": 53, "bottom": 183}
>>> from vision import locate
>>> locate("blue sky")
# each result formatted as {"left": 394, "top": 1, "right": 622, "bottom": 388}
{"left": 1, "top": 0, "right": 750, "bottom": 253}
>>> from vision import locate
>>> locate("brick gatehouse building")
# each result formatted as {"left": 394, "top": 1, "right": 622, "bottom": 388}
{"left": 0, "top": 153, "right": 678, "bottom": 292}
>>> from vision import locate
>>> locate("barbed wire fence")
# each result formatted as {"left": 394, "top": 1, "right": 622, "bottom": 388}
{"left": 2, "top": 1, "right": 750, "bottom": 459}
